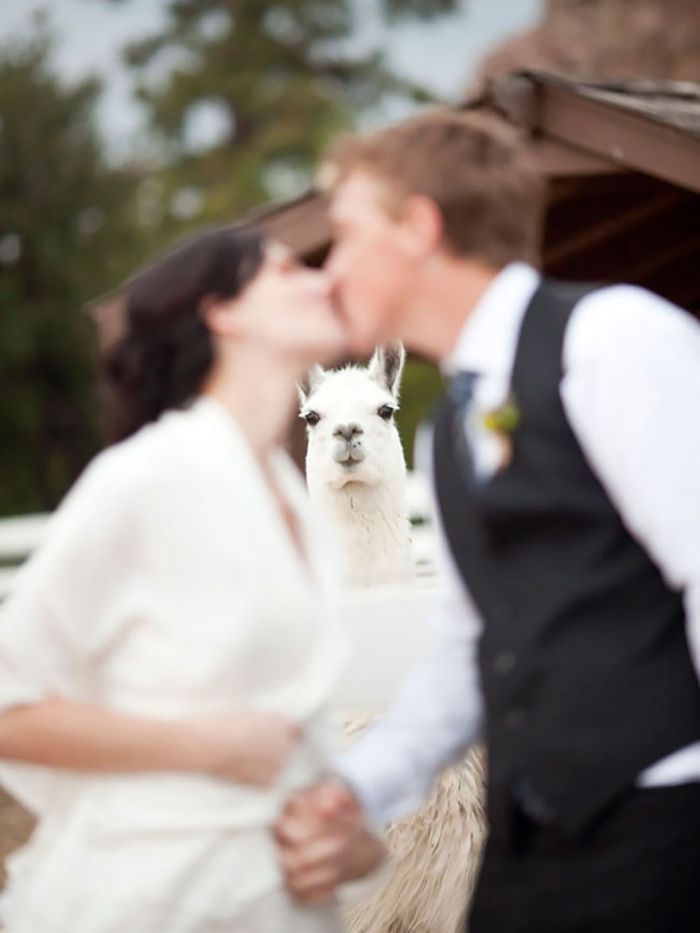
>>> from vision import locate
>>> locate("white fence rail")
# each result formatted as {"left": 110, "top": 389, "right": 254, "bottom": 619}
{"left": 0, "top": 513, "right": 50, "bottom": 560}
{"left": 0, "top": 513, "right": 50, "bottom": 601}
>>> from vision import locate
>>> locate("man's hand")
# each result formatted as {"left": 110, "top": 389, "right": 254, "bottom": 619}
{"left": 274, "top": 778, "right": 385, "bottom": 904}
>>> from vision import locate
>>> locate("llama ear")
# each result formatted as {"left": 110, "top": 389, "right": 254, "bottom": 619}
{"left": 369, "top": 342, "right": 405, "bottom": 396}
{"left": 298, "top": 364, "right": 327, "bottom": 407}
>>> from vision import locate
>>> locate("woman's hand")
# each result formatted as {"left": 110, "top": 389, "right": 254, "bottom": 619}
{"left": 275, "top": 779, "right": 386, "bottom": 904}
{"left": 0, "top": 700, "right": 300, "bottom": 786}
{"left": 192, "top": 710, "right": 302, "bottom": 787}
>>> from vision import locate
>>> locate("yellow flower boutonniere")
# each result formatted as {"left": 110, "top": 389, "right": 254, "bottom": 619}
{"left": 480, "top": 394, "right": 521, "bottom": 471}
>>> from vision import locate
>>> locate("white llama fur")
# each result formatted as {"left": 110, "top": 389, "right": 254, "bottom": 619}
{"left": 299, "top": 344, "right": 413, "bottom": 588}
{"left": 300, "top": 345, "right": 487, "bottom": 933}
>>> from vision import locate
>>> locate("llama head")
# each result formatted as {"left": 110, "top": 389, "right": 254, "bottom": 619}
{"left": 299, "top": 343, "right": 407, "bottom": 493}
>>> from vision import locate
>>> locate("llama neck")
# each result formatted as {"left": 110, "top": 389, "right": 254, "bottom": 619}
{"left": 312, "top": 478, "right": 413, "bottom": 587}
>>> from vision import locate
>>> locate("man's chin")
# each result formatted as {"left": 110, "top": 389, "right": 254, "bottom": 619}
{"left": 346, "top": 329, "right": 384, "bottom": 358}
{"left": 334, "top": 296, "right": 398, "bottom": 356}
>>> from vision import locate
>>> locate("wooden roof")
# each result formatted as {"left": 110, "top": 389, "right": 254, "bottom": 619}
{"left": 489, "top": 71, "right": 700, "bottom": 193}
{"left": 566, "top": 80, "right": 700, "bottom": 136}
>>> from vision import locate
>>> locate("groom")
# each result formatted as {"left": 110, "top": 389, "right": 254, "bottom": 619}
{"left": 275, "top": 110, "right": 700, "bottom": 931}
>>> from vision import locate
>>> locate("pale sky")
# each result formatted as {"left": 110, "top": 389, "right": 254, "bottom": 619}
{"left": 0, "top": 0, "right": 543, "bottom": 160}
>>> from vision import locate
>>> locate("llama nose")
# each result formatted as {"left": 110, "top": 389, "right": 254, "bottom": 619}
{"left": 333, "top": 423, "right": 363, "bottom": 442}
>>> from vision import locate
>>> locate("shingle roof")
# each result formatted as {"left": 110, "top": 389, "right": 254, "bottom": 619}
{"left": 527, "top": 73, "right": 700, "bottom": 138}
{"left": 484, "top": 71, "right": 700, "bottom": 195}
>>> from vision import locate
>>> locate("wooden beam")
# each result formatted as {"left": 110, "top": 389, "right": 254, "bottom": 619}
{"left": 492, "top": 73, "right": 700, "bottom": 195}
{"left": 252, "top": 193, "right": 329, "bottom": 260}
{"left": 530, "top": 136, "right": 623, "bottom": 178}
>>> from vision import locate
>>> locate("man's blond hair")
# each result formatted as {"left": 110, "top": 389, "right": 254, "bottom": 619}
{"left": 324, "top": 109, "right": 545, "bottom": 268}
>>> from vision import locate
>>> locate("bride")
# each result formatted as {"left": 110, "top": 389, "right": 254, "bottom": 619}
{"left": 0, "top": 228, "right": 381, "bottom": 932}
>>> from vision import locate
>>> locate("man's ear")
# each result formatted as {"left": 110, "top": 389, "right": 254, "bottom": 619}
{"left": 398, "top": 194, "right": 445, "bottom": 257}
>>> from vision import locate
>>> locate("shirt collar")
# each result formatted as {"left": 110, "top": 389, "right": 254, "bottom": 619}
{"left": 444, "top": 262, "right": 541, "bottom": 380}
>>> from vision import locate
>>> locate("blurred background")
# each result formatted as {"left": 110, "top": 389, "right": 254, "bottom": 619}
{"left": 1, "top": 0, "right": 699, "bottom": 517}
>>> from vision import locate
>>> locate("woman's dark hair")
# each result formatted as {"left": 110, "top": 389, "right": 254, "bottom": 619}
{"left": 101, "top": 227, "right": 265, "bottom": 442}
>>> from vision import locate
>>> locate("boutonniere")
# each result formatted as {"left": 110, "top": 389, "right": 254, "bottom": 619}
{"left": 479, "top": 393, "right": 520, "bottom": 471}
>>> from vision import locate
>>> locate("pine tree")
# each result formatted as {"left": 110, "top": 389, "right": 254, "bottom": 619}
{"left": 0, "top": 22, "right": 150, "bottom": 513}
{"left": 111, "top": 0, "right": 462, "bottom": 225}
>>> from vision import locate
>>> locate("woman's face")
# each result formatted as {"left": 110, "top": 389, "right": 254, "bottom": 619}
{"left": 229, "top": 242, "right": 346, "bottom": 370}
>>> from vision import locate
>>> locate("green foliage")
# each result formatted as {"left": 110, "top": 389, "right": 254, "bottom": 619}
{"left": 113, "top": 0, "right": 460, "bottom": 233}
{"left": 0, "top": 26, "right": 151, "bottom": 515}
{"left": 396, "top": 358, "right": 444, "bottom": 469}
{"left": 1, "top": 1, "right": 460, "bottom": 515}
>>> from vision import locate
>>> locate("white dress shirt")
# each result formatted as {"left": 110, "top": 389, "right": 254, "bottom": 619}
{"left": 338, "top": 263, "right": 700, "bottom": 828}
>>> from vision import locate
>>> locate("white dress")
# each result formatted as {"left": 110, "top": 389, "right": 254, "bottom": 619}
{"left": 0, "top": 398, "right": 346, "bottom": 932}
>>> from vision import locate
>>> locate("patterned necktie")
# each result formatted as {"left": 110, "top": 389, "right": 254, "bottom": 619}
{"left": 447, "top": 370, "right": 479, "bottom": 485}
{"left": 448, "top": 369, "right": 479, "bottom": 408}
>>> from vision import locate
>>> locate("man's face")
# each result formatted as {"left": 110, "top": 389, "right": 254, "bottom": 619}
{"left": 325, "top": 172, "right": 416, "bottom": 356}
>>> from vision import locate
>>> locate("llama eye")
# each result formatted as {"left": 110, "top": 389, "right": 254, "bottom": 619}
{"left": 378, "top": 405, "right": 396, "bottom": 421}
{"left": 303, "top": 410, "right": 321, "bottom": 427}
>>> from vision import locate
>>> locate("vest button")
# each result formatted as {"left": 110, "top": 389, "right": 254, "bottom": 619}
{"left": 504, "top": 708, "right": 525, "bottom": 730}
{"left": 493, "top": 651, "right": 516, "bottom": 674}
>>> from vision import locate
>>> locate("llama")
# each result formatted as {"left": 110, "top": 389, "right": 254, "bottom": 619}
{"left": 300, "top": 344, "right": 486, "bottom": 933}
{"left": 299, "top": 343, "right": 413, "bottom": 587}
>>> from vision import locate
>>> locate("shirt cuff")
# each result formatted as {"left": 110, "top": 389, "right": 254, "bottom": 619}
{"left": 332, "top": 744, "right": 428, "bottom": 831}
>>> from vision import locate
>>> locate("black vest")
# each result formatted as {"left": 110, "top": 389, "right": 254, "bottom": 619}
{"left": 433, "top": 279, "right": 700, "bottom": 837}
